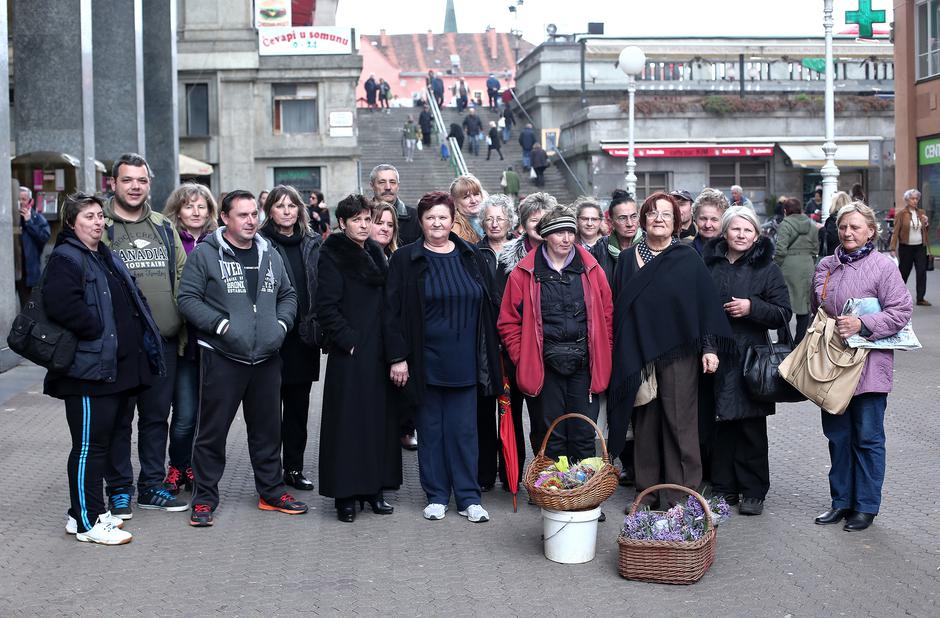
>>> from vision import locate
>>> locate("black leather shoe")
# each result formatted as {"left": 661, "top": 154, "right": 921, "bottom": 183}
{"left": 815, "top": 508, "right": 852, "bottom": 525}
{"left": 284, "top": 470, "right": 314, "bottom": 491}
{"left": 359, "top": 495, "right": 394, "bottom": 515}
{"left": 843, "top": 512, "right": 875, "bottom": 531}
{"left": 337, "top": 506, "right": 356, "bottom": 523}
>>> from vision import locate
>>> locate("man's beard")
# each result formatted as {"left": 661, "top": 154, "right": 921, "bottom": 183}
{"left": 113, "top": 191, "right": 146, "bottom": 211}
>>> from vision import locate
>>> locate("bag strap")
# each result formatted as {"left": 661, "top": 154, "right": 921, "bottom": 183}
{"left": 821, "top": 270, "right": 831, "bottom": 301}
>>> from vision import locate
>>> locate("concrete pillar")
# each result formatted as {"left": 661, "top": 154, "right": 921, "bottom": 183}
{"left": 0, "top": 0, "right": 20, "bottom": 370}
{"left": 894, "top": 0, "right": 917, "bottom": 202}
{"left": 93, "top": 0, "right": 146, "bottom": 161}
{"left": 142, "top": 0, "right": 179, "bottom": 211}
{"left": 13, "top": 0, "right": 97, "bottom": 193}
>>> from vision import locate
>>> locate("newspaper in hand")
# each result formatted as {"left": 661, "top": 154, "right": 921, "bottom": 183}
{"left": 841, "top": 297, "right": 922, "bottom": 351}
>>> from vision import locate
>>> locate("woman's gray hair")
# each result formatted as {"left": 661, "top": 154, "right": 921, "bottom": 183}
{"left": 693, "top": 187, "right": 729, "bottom": 216}
{"left": 477, "top": 193, "right": 517, "bottom": 229}
{"left": 903, "top": 188, "right": 922, "bottom": 202}
{"left": 720, "top": 206, "right": 760, "bottom": 236}
{"left": 518, "top": 192, "right": 558, "bottom": 226}
{"left": 836, "top": 200, "right": 881, "bottom": 243}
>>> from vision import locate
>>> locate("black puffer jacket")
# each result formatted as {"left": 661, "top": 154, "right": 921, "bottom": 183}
{"left": 703, "top": 236, "right": 792, "bottom": 421}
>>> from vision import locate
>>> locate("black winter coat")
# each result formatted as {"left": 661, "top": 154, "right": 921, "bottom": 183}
{"left": 530, "top": 148, "right": 548, "bottom": 168}
{"left": 316, "top": 233, "right": 401, "bottom": 498}
{"left": 384, "top": 234, "right": 502, "bottom": 406}
{"left": 590, "top": 236, "right": 617, "bottom": 288}
{"left": 260, "top": 226, "right": 323, "bottom": 384}
{"left": 704, "top": 236, "right": 792, "bottom": 421}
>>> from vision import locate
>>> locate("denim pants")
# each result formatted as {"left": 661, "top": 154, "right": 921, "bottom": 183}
{"left": 416, "top": 385, "right": 480, "bottom": 510}
{"left": 168, "top": 354, "right": 200, "bottom": 469}
{"left": 522, "top": 149, "right": 531, "bottom": 169}
{"left": 821, "top": 392, "right": 888, "bottom": 514}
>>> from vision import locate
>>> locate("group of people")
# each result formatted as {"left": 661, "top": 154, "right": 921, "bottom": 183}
{"left": 38, "top": 153, "right": 918, "bottom": 545}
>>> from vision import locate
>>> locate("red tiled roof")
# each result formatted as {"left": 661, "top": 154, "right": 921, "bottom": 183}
{"left": 360, "top": 31, "right": 533, "bottom": 77}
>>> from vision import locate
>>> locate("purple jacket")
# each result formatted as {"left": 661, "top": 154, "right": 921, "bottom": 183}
{"left": 812, "top": 250, "right": 913, "bottom": 395}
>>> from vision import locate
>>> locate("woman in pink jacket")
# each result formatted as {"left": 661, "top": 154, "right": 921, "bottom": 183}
{"left": 811, "top": 202, "right": 913, "bottom": 532}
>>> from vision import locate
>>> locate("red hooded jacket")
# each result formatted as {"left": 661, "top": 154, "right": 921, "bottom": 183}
{"left": 497, "top": 244, "right": 613, "bottom": 397}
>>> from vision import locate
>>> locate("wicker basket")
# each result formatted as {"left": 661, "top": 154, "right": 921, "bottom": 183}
{"left": 523, "top": 413, "right": 620, "bottom": 511}
{"left": 617, "top": 483, "right": 717, "bottom": 585}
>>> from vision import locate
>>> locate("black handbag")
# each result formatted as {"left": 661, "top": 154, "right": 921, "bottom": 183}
{"left": 742, "top": 314, "right": 807, "bottom": 404}
{"left": 926, "top": 245, "right": 935, "bottom": 272}
{"left": 7, "top": 282, "right": 78, "bottom": 373}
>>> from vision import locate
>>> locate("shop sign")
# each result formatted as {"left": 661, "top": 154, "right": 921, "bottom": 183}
{"left": 259, "top": 27, "right": 353, "bottom": 56}
{"left": 919, "top": 137, "right": 940, "bottom": 166}
{"left": 603, "top": 145, "right": 774, "bottom": 158}
{"left": 255, "top": 0, "right": 291, "bottom": 28}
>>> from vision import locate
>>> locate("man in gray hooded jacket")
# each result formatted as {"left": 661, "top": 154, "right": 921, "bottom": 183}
{"left": 178, "top": 190, "right": 305, "bottom": 527}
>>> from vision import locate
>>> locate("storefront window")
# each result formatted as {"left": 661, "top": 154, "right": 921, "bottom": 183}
{"left": 919, "top": 136, "right": 940, "bottom": 233}
{"left": 273, "top": 167, "right": 321, "bottom": 200}
{"left": 709, "top": 160, "right": 768, "bottom": 208}
{"left": 916, "top": 0, "right": 940, "bottom": 80}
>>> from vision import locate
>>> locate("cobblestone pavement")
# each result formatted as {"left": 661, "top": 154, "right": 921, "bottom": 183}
{"left": 1, "top": 277, "right": 939, "bottom": 616}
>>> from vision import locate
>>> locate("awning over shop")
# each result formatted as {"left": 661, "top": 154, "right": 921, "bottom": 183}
{"left": 179, "top": 153, "right": 213, "bottom": 176}
{"left": 779, "top": 143, "right": 870, "bottom": 168}
{"left": 602, "top": 144, "right": 774, "bottom": 158}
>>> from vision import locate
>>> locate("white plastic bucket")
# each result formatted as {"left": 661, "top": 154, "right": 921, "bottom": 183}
{"left": 541, "top": 506, "right": 601, "bottom": 564}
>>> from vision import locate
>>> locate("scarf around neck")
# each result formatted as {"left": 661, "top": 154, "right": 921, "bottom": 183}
{"left": 836, "top": 240, "right": 874, "bottom": 264}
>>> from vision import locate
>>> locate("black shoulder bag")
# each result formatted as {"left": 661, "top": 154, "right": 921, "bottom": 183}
{"left": 742, "top": 308, "right": 807, "bottom": 404}
{"left": 7, "top": 270, "right": 79, "bottom": 372}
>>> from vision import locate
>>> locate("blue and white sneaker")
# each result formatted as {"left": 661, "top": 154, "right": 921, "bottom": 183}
{"left": 108, "top": 493, "right": 133, "bottom": 520}
{"left": 138, "top": 487, "right": 189, "bottom": 512}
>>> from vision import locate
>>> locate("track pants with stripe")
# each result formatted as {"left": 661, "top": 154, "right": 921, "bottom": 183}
{"left": 64, "top": 394, "right": 134, "bottom": 533}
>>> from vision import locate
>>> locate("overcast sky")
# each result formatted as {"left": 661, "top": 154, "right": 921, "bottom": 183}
{"left": 336, "top": 0, "right": 894, "bottom": 43}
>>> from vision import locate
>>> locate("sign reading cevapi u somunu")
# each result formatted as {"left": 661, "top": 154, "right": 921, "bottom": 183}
{"left": 259, "top": 27, "right": 353, "bottom": 56}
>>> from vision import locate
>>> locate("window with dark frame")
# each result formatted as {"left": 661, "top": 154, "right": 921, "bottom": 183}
{"left": 634, "top": 172, "right": 669, "bottom": 202}
{"left": 186, "top": 83, "right": 209, "bottom": 136}
{"left": 709, "top": 160, "right": 769, "bottom": 207}
{"left": 273, "top": 83, "right": 318, "bottom": 134}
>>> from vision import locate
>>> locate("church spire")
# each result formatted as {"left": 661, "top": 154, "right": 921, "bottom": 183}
{"left": 444, "top": 0, "right": 457, "bottom": 33}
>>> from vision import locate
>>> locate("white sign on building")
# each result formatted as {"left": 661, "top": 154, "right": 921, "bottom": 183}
{"left": 259, "top": 27, "right": 353, "bottom": 56}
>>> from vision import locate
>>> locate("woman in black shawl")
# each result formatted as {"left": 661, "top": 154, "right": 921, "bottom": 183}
{"left": 608, "top": 192, "right": 733, "bottom": 508}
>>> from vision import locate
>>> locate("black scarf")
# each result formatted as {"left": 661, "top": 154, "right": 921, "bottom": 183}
{"left": 321, "top": 233, "right": 387, "bottom": 286}
{"left": 607, "top": 243, "right": 734, "bottom": 456}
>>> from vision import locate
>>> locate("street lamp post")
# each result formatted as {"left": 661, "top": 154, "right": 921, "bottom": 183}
{"left": 619, "top": 46, "right": 646, "bottom": 197}
{"left": 820, "top": 0, "right": 839, "bottom": 223}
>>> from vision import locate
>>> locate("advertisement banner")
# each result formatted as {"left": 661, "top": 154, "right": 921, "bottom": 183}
{"left": 255, "top": 0, "right": 291, "bottom": 28}
{"left": 603, "top": 145, "right": 774, "bottom": 158}
{"left": 259, "top": 27, "right": 353, "bottom": 56}
{"left": 919, "top": 137, "right": 940, "bottom": 166}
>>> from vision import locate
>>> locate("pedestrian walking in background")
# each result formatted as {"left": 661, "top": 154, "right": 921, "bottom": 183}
{"left": 820, "top": 191, "right": 851, "bottom": 257}
{"left": 44, "top": 193, "right": 165, "bottom": 545}
{"left": 486, "top": 121, "right": 504, "bottom": 161}
{"left": 178, "top": 190, "right": 305, "bottom": 527}
{"left": 384, "top": 191, "right": 502, "bottom": 523}
{"left": 812, "top": 202, "right": 912, "bottom": 532}
{"left": 890, "top": 189, "right": 931, "bottom": 306}
{"left": 378, "top": 77, "right": 391, "bottom": 112}
{"left": 455, "top": 78, "right": 469, "bottom": 113}
{"left": 501, "top": 166, "right": 520, "bottom": 200}
{"left": 259, "top": 186, "right": 324, "bottom": 493}
{"left": 317, "top": 195, "right": 401, "bottom": 523}
{"left": 518, "top": 123, "right": 537, "bottom": 170}
{"left": 447, "top": 122, "right": 465, "bottom": 152}
{"left": 418, "top": 104, "right": 433, "bottom": 148}
{"left": 450, "top": 174, "right": 484, "bottom": 243}
{"left": 402, "top": 115, "right": 418, "bottom": 162}
{"left": 501, "top": 106, "right": 514, "bottom": 143}
{"left": 774, "top": 196, "right": 819, "bottom": 345}
{"left": 16, "top": 187, "right": 51, "bottom": 308}
{"left": 307, "top": 191, "right": 330, "bottom": 236}
{"left": 429, "top": 71, "right": 445, "bottom": 107}
{"left": 161, "top": 183, "right": 219, "bottom": 496}
{"left": 463, "top": 108, "right": 483, "bottom": 157}
{"left": 704, "top": 207, "right": 791, "bottom": 516}
{"left": 730, "top": 184, "right": 754, "bottom": 210}
{"left": 103, "top": 153, "right": 188, "bottom": 517}
{"left": 530, "top": 143, "right": 548, "bottom": 187}
{"left": 364, "top": 73, "right": 378, "bottom": 111}
{"left": 607, "top": 192, "right": 732, "bottom": 509}
{"left": 486, "top": 73, "right": 501, "bottom": 111}
{"left": 685, "top": 188, "right": 729, "bottom": 255}
{"left": 804, "top": 186, "right": 823, "bottom": 219}
{"left": 497, "top": 205, "right": 613, "bottom": 463}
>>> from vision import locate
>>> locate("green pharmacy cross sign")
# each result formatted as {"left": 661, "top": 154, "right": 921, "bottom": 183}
{"left": 845, "top": 0, "right": 886, "bottom": 39}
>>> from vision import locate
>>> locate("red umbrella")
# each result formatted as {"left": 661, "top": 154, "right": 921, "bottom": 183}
{"left": 497, "top": 367, "right": 519, "bottom": 512}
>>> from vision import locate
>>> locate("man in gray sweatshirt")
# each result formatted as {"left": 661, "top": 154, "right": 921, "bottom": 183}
{"left": 178, "top": 190, "right": 304, "bottom": 527}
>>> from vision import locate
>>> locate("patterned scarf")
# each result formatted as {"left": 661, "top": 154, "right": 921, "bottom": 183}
{"left": 836, "top": 240, "right": 874, "bottom": 264}
{"left": 636, "top": 235, "right": 679, "bottom": 264}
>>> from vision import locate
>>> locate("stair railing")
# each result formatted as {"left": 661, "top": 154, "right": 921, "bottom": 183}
{"left": 508, "top": 88, "right": 588, "bottom": 196}
{"left": 425, "top": 86, "right": 469, "bottom": 179}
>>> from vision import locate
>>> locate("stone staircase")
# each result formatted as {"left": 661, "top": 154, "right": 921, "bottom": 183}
{"left": 357, "top": 107, "right": 576, "bottom": 209}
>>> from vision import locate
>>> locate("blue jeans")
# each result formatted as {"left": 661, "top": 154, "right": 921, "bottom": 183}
{"left": 820, "top": 392, "right": 887, "bottom": 514}
{"left": 468, "top": 133, "right": 480, "bottom": 156}
{"left": 502, "top": 127, "right": 511, "bottom": 143}
{"left": 168, "top": 355, "right": 200, "bottom": 469}
{"left": 522, "top": 149, "right": 531, "bottom": 169}
{"left": 416, "top": 385, "right": 480, "bottom": 510}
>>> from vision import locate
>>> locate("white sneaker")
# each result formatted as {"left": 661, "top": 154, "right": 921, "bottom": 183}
{"left": 458, "top": 504, "right": 490, "bottom": 522}
{"left": 423, "top": 503, "right": 447, "bottom": 520}
{"left": 75, "top": 514, "right": 133, "bottom": 545}
{"left": 66, "top": 511, "right": 124, "bottom": 535}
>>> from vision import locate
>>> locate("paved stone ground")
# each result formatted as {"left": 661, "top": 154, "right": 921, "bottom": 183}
{"left": 1, "top": 276, "right": 939, "bottom": 616}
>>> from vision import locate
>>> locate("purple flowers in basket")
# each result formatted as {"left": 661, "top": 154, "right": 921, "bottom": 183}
{"left": 621, "top": 495, "right": 731, "bottom": 542}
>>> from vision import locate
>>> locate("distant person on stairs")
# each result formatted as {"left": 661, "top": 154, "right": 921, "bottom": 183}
{"left": 403, "top": 116, "right": 418, "bottom": 163}
{"left": 418, "top": 104, "right": 433, "bottom": 147}
{"left": 447, "top": 123, "right": 465, "bottom": 152}
{"left": 501, "top": 166, "right": 520, "bottom": 200}
{"left": 486, "top": 121, "right": 504, "bottom": 161}
{"left": 530, "top": 143, "right": 549, "bottom": 187}
{"left": 370, "top": 164, "right": 420, "bottom": 247}
{"left": 519, "top": 123, "right": 537, "bottom": 170}
{"left": 463, "top": 108, "right": 483, "bottom": 157}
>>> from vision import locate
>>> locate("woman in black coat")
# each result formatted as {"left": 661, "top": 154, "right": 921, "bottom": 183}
{"left": 316, "top": 194, "right": 401, "bottom": 522}
{"left": 259, "top": 185, "right": 323, "bottom": 492}
{"left": 384, "top": 191, "right": 502, "bottom": 523}
{"left": 703, "top": 206, "right": 791, "bottom": 516}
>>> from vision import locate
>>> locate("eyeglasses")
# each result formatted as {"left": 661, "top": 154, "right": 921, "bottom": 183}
{"left": 614, "top": 214, "right": 639, "bottom": 223}
{"left": 578, "top": 216, "right": 600, "bottom": 223}
{"left": 483, "top": 217, "right": 508, "bottom": 225}
{"left": 645, "top": 211, "right": 674, "bottom": 221}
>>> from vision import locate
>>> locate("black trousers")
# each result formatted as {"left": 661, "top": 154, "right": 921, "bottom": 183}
{"left": 477, "top": 394, "right": 498, "bottom": 488}
{"left": 191, "top": 350, "right": 285, "bottom": 510}
{"left": 539, "top": 365, "right": 599, "bottom": 461}
{"left": 281, "top": 381, "right": 313, "bottom": 472}
{"left": 106, "top": 337, "right": 178, "bottom": 495}
{"left": 898, "top": 243, "right": 928, "bottom": 302}
{"left": 65, "top": 393, "right": 134, "bottom": 532}
{"left": 486, "top": 145, "right": 503, "bottom": 160}
{"left": 710, "top": 416, "right": 770, "bottom": 500}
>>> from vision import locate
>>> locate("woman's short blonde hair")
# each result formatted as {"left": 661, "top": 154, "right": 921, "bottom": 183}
{"left": 828, "top": 191, "right": 852, "bottom": 217}
{"left": 371, "top": 201, "right": 400, "bottom": 253}
{"left": 836, "top": 201, "right": 880, "bottom": 243}
{"left": 449, "top": 174, "right": 483, "bottom": 201}
{"left": 693, "top": 187, "right": 730, "bottom": 217}
{"left": 164, "top": 182, "right": 219, "bottom": 234}
{"left": 720, "top": 206, "right": 760, "bottom": 236}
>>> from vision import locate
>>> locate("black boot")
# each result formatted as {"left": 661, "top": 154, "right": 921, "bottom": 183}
{"left": 284, "top": 470, "right": 314, "bottom": 491}
{"left": 336, "top": 498, "right": 356, "bottom": 523}
{"left": 815, "top": 507, "right": 852, "bottom": 525}
{"left": 359, "top": 494, "right": 394, "bottom": 515}
{"left": 843, "top": 512, "right": 875, "bottom": 531}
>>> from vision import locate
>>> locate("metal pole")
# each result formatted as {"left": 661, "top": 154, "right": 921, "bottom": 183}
{"left": 580, "top": 38, "right": 587, "bottom": 105}
{"left": 739, "top": 53, "right": 745, "bottom": 98}
{"left": 626, "top": 76, "right": 637, "bottom": 197}
{"left": 820, "top": 0, "right": 839, "bottom": 223}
